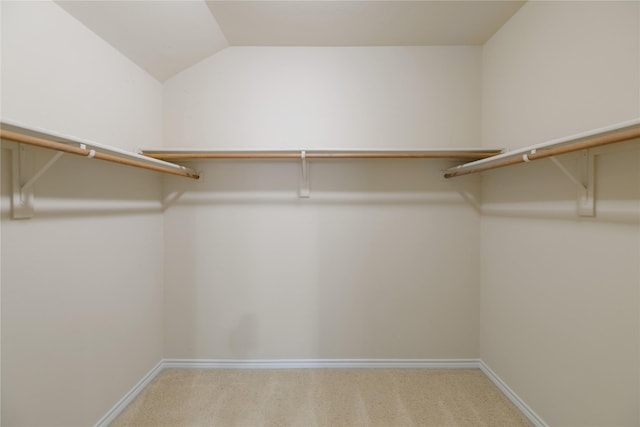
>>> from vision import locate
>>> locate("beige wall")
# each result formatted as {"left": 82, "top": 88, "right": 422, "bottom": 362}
{"left": 4, "top": 1, "right": 640, "bottom": 426}
{"left": 164, "top": 46, "right": 481, "bottom": 150}
{"left": 1, "top": 0, "right": 161, "bottom": 152}
{"left": 162, "top": 47, "right": 483, "bottom": 359}
{"left": 482, "top": 0, "right": 639, "bottom": 151}
{"left": 480, "top": 1, "right": 640, "bottom": 426}
{"left": 1, "top": 1, "right": 165, "bottom": 425}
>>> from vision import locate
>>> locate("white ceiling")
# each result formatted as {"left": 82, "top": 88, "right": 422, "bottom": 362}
{"left": 56, "top": 0, "right": 229, "bottom": 82}
{"left": 207, "top": 1, "right": 526, "bottom": 46}
{"left": 56, "top": 1, "right": 526, "bottom": 82}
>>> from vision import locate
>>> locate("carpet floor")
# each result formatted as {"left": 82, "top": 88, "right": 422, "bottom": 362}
{"left": 110, "top": 368, "right": 532, "bottom": 427}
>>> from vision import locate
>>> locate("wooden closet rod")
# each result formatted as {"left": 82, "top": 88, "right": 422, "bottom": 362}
{"left": 0, "top": 129, "right": 200, "bottom": 180}
{"left": 142, "top": 149, "right": 502, "bottom": 161}
{"left": 444, "top": 125, "right": 640, "bottom": 178}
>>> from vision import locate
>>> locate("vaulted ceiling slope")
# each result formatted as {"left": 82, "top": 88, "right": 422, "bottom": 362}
{"left": 55, "top": 1, "right": 229, "bottom": 82}
{"left": 56, "top": 1, "right": 526, "bottom": 82}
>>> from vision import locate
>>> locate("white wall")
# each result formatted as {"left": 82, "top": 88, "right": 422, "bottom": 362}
{"left": 480, "top": 1, "right": 640, "bottom": 426}
{"left": 164, "top": 46, "right": 481, "bottom": 150}
{"left": 7, "top": 2, "right": 639, "bottom": 425}
{"left": 482, "top": 0, "right": 639, "bottom": 151}
{"left": 1, "top": 0, "right": 161, "bottom": 152}
{"left": 1, "top": 1, "right": 165, "bottom": 425}
{"left": 162, "top": 47, "right": 483, "bottom": 359}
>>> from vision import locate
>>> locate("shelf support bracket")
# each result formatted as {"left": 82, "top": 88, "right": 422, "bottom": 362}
{"left": 162, "top": 190, "right": 185, "bottom": 211}
{"left": 549, "top": 151, "right": 594, "bottom": 217}
{"left": 22, "top": 151, "right": 64, "bottom": 193}
{"left": 12, "top": 144, "right": 34, "bottom": 219}
{"left": 10, "top": 145, "right": 64, "bottom": 219}
{"left": 299, "top": 150, "right": 310, "bottom": 198}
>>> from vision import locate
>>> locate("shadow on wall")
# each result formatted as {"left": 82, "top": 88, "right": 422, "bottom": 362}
{"left": 163, "top": 157, "right": 481, "bottom": 207}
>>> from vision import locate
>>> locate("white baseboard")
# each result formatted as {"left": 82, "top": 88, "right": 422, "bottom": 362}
{"left": 95, "top": 358, "right": 547, "bottom": 427}
{"left": 162, "top": 358, "right": 481, "bottom": 369}
{"left": 93, "top": 360, "right": 164, "bottom": 427}
{"left": 479, "top": 360, "right": 549, "bottom": 427}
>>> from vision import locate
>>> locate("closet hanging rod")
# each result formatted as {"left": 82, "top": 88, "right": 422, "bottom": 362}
{"left": 444, "top": 120, "right": 640, "bottom": 178}
{"left": 140, "top": 149, "right": 503, "bottom": 161}
{"left": 0, "top": 125, "right": 200, "bottom": 180}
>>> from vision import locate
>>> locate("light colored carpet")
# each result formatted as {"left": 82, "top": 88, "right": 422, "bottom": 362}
{"left": 110, "top": 368, "right": 532, "bottom": 427}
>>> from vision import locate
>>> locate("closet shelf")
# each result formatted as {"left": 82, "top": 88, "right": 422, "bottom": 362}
{"left": 444, "top": 119, "right": 640, "bottom": 178}
{"left": 139, "top": 148, "right": 504, "bottom": 161}
{"left": 0, "top": 121, "right": 200, "bottom": 180}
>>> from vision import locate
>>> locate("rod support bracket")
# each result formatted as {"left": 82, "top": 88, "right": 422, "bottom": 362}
{"left": 577, "top": 150, "right": 595, "bottom": 217}
{"left": 12, "top": 144, "right": 35, "bottom": 219}
{"left": 3, "top": 142, "right": 64, "bottom": 219}
{"left": 549, "top": 152, "right": 594, "bottom": 217}
{"left": 9, "top": 145, "right": 65, "bottom": 219}
{"left": 299, "top": 150, "right": 310, "bottom": 198}
{"left": 162, "top": 191, "right": 185, "bottom": 211}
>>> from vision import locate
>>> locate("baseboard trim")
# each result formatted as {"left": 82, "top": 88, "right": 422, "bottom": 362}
{"left": 162, "top": 358, "right": 481, "bottom": 370}
{"left": 95, "top": 358, "right": 547, "bottom": 427}
{"left": 479, "top": 360, "right": 549, "bottom": 427}
{"left": 93, "top": 360, "right": 164, "bottom": 427}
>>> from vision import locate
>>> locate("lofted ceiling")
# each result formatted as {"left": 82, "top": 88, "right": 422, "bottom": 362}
{"left": 56, "top": 1, "right": 526, "bottom": 82}
{"left": 55, "top": 0, "right": 229, "bottom": 82}
{"left": 207, "top": 1, "right": 526, "bottom": 46}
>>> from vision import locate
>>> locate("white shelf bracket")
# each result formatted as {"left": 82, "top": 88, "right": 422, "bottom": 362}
{"left": 299, "top": 150, "right": 310, "bottom": 198}
{"left": 12, "top": 144, "right": 34, "bottom": 219}
{"left": 11, "top": 146, "right": 64, "bottom": 219}
{"left": 22, "top": 151, "right": 64, "bottom": 193}
{"left": 162, "top": 191, "right": 185, "bottom": 211}
{"left": 549, "top": 151, "right": 595, "bottom": 217}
